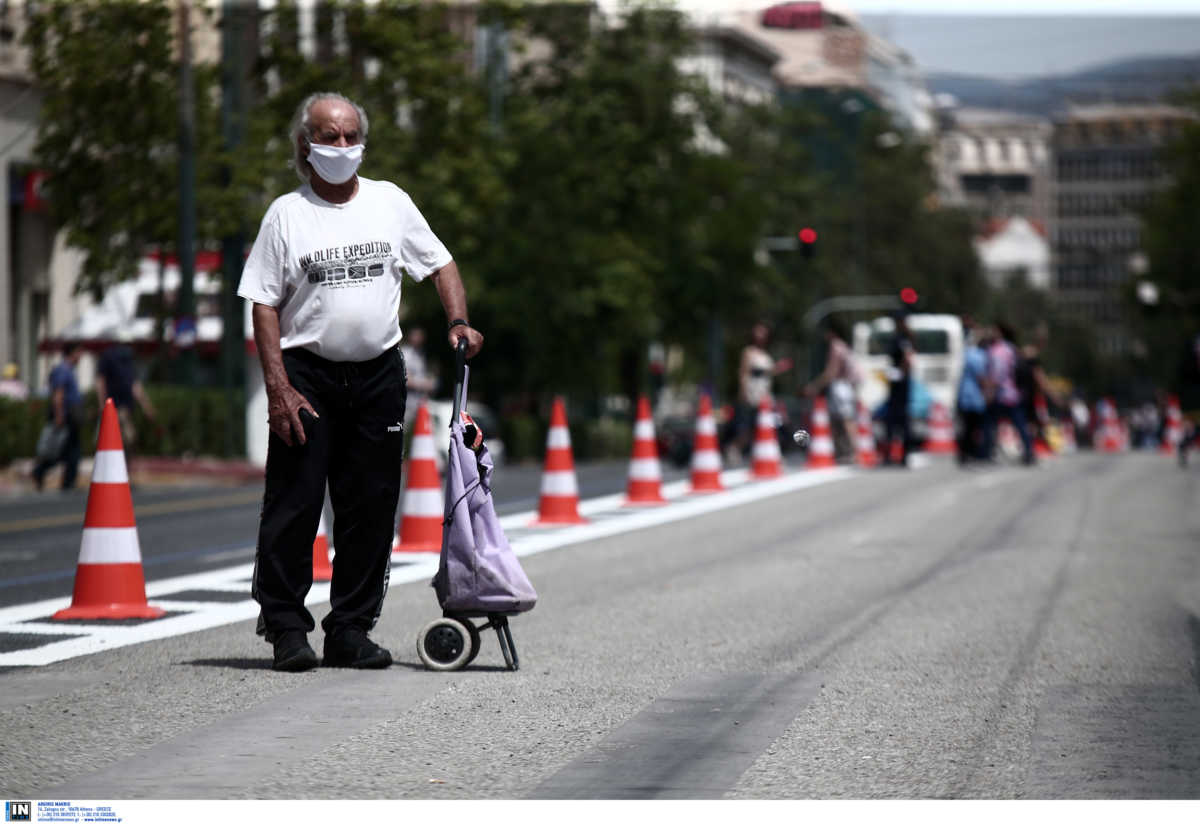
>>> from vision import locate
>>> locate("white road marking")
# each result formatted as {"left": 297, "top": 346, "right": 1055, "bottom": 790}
{"left": 0, "top": 465, "right": 858, "bottom": 667}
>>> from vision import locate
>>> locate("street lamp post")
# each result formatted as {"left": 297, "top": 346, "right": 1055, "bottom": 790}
{"left": 176, "top": 0, "right": 197, "bottom": 385}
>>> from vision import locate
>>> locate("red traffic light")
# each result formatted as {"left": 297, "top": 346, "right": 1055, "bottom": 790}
{"left": 798, "top": 227, "right": 817, "bottom": 244}
{"left": 900, "top": 287, "right": 919, "bottom": 305}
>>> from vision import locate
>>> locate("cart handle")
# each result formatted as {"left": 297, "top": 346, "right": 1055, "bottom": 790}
{"left": 451, "top": 337, "right": 469, "bottom": 425}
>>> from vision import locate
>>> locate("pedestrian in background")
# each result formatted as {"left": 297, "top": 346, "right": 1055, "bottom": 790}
{"left": 1069, "top": 394, "right": 1092, "bottom": 449}
{"left": 1016, "top": 325, "right": 1065, "bottom": 454}
{"left": 239, "top": 92, "right": 483, "bottom": 672}
{"left": 95, "top": 339, "right": 160, "bottom": 468}
{"left": 1177, "top": 331, "right": 1200, "bottom": 466}
{"left": 32, "top": 341, "right": 84, "bottom": 492}
{"left": 956, "top": 319, "right": 992, "bottom": 465}
{"left": 987, "top": 321, "right": 1035, "bottom": 466}
{"left": 398, "top": 325, "right": 435, "bottom": 427}
{"left": 883, "top": 313, "right": 914, "bottom": 467}
{"left": 726, "top": 321, "right": 792, "bottom": 464}
{"left": 0, "top": 362, "right": 28, "bottom": 400}
{"left": 803, "top": 318, "right": 860, "bottom": 461}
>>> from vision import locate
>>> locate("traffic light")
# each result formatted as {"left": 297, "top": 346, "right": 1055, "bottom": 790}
{"left": 798, "top": 227, "right": 817, "bottom": 259}
{"left": 900, "top": 287, "right": 919, "bottom": 306}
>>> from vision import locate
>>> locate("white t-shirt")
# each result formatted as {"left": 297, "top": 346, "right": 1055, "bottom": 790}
{"left": 238, "top": 177, "right": 453, "bottom": 362}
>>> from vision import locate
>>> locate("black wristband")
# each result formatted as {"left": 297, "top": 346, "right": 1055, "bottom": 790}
{"left": 448, "top": 318, "right": 469, "bottom": 330}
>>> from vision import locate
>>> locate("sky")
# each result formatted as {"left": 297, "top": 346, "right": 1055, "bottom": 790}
{"left": 645, "top": 1, "right": 1200, "bottom": 78}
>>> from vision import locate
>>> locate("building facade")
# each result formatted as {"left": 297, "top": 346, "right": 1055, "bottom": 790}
{"left": 935, "top": 106, "right": 1052, "bottom": 229}
{"left": 973, "top": 216, "right": 1052, "bottom": 291}
{"left": 726, "top": 2, "right": 935, "bottom": 138}
{"left": 0, "top": 0, "right": 68, "bottom": 394}
{"left": 1049, "top": 103, "right": 1194, "bottom": 356}
{"left": 679, "top": 24, "right": 781, "bottom": 109}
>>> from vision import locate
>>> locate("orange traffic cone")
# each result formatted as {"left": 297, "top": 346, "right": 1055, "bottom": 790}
{"left": 312, "top": 507, "right": 333, "bottom": 581}
{"left": 856, "top": 402, "right": 878, "bottom": 468}
{"left": 53, "top": 399, "right": 165, "bottom": 620}
{"left": 924, "top": 402, "right": 956, "bottom": 455}
{"left": 1098, "top": 398, "right": 1123, "bottom": 453}
{"left": 532, "top": 397, "right": 587, "bottom": 524}
{"left": 1162, "top": 395, "right": 1183, "bottom": 454}
{"left": 1033, "top": 395, "right": 1054, "bottom": 458}
{"left": 997, "top": 419, "right": 1019, "bottom": 458}
{"left": 394, "top": 402, "right": 443, "bottom": 553}
{"left": 751, "top": 397, "right": 783, "bottom": 479}
{"left": 625, "top": 395, "right": 666, "bottom": 505}
{"left": 689, "top": 393, "right": 724, "bottom": 493}
{"left": 806, "top": 397, "right": 836, "bottom": 469}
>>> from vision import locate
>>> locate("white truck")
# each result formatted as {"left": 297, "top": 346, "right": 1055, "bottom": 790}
{"left": 851, "top": 313, "right": 965, "bottom": 422}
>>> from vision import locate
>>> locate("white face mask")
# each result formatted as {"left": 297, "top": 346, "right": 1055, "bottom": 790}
{"left": 307, "top": 143, "right": 363, "bottom": 185}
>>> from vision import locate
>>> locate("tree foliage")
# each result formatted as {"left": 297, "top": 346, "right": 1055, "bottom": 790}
{"left": 24, "top": 0, "right": 225, "bottom": 299}
{"left": 1134, "top": 89, "right": 1200, "bottom": 401}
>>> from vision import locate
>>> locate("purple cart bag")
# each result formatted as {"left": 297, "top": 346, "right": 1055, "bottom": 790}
{"left": 432, "top": 398, "right": 538, "bottom": 614}
{"left": 417, "top": 343, "right": 535, "bottom": 671}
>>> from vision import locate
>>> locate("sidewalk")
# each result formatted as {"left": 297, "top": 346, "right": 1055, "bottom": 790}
{"left": 0, "top": 455, "right": 264, "bottom": 496}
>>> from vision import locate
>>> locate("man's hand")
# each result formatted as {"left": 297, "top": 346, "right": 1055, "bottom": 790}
{"left": 449, "top": 325, "right": 484, "bottom": 359}
{"left": 267, "top": 382, "right": 319, "bottom": 447}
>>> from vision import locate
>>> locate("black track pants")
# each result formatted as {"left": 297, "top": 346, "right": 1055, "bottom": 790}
{"left": 252, "top": 346, "right": 407, "bottom": 640}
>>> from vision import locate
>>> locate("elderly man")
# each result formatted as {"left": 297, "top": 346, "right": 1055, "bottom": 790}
{"left": 238, "top": 92, "right": 483, "bottom": 672}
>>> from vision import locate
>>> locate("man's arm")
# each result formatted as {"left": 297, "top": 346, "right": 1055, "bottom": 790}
{"left": 131, "top": 381, "right": 158, "bottom": 423}
{"left": 51, "top": 386, "right": 65, "bottom": 428}
{"left": 251, "top": 302, "right": 318, "bottom": 446}
{"left": 1032, "top": 364, "right": 1064, "bottom": 408}
{"left": 804, "top": 353, "right": 837, "bottom": 396}
{"left": 430, "top": 261, "right": 483, "bottom": 358}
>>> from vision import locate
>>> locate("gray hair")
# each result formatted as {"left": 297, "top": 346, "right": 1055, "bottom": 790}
{"left": 289, "top": 92, "right": 370, "bottom": 183}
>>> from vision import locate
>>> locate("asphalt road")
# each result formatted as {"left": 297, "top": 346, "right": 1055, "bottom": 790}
{"left": 1, "top": 451, "right": 1198, "bottom": 799}
{"left": 0, "top": 458, "right": 684, "bottom": 608}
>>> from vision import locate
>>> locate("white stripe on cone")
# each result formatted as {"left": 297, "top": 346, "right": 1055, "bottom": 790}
{"left": 753, "top": 440, "right": 779, "bottom": 460}
{"left": 78, "top": 528, "right": 143, "bottom": 565}
{"left": 401, "top": 488, "right": 443, "bottom": 515}
{"left": 408, "top": 436, "right": 439, "bottom": 461}
{"left": 634, "top": 420, "right": 656, "bottom": 440}
{"left": 540, "top": 470, "right": 579, "bottom": 496}
{"left": 810, "top": 437, "right": 834, "bottom": 456}
{"left": 91, "top": 451, "right": 130, "bottom": 484}
{"left": 692, "top": 450, "right": 721, "bottom": 472}
{"left": 628, "top": 458, "right": 662, "bottom": 480}
{"left": 696, "top": 418, "right": 717, "bottom": 436}
{"left": 547, "top": 427, "right": 572, "bottom": 449}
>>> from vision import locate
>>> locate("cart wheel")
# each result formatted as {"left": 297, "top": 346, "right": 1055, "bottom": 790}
{"left": 416, "top": 617, "right": 472, "bottom": 671}
{"left": 461, "top": 619, "right": 482, "bottom": 666}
